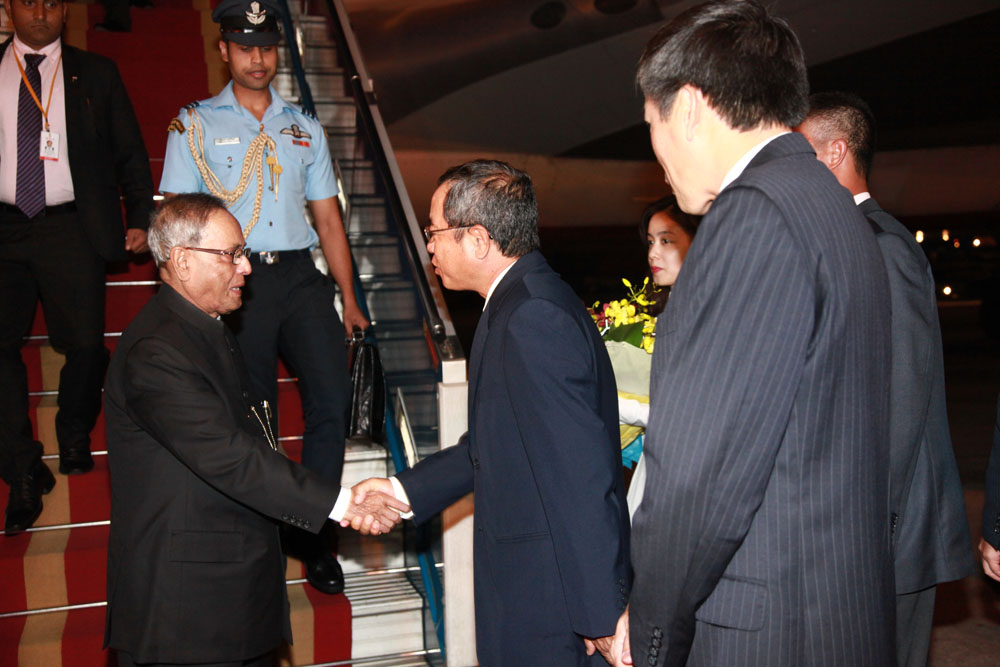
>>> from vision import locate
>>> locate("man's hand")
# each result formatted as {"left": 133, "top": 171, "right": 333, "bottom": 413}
{"left": 980, "top": 537, "right": 1000, "bottom": 582}
{"left": 588, "top": 606, "right": 631, "bottom": 666}
{"left": 584, "top": 634, "right": 615, "bottom": 664}
{"left": 342, "top": 301, "right": 370, "bottom": 337}
{"left": 341, "top": 477, "right": 409, "bottom": 535}
{"left": 585, "top": 606, "right": 632, "bottom": 666}
{"left": 125, "top": 228, "right": 149, "bottom": 254}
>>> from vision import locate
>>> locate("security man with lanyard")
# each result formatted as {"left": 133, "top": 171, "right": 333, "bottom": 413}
{"left": 159, "top": 0, "right": 368, "bottom": 595}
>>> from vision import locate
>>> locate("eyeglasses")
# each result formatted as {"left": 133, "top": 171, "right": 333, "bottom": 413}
{"left": 422, "top": 225, "right": 475, "bottom": 243}
{"left": 184, "top": 246, "right": 252, "bottom": 264}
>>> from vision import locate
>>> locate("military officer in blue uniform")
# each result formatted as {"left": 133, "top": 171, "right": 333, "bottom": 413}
{"left": 159, "top": 0, "right": 368, "bottom": 595}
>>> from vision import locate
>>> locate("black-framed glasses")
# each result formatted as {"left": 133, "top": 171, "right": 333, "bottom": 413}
{"left": 184, "top": 246, "right": 251, "bottom": 265}
{"left": 422, "top": 225, "right": 475, "bottom": 243}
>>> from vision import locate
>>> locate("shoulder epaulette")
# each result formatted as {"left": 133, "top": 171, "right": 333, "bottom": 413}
{"left": 167, "top": 117, "right": 186, "bottom": 134}
{"left": 183, "top": 101, "right": 201, "bottom": 111}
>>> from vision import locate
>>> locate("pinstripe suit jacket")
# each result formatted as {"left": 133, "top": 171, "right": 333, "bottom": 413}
{"left": 630, "top": 133, "right": 896, "bottom": 666}
{"left": 860, "top": 198, "right": 972, "bottom": 595}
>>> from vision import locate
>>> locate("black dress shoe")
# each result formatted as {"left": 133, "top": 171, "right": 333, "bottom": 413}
{"left": 305, "top": 551, "right": 345, "bottom": 595}
{"left": 4, "top": 460, "right": 55, "bottom": 536}
{"left": 59, "top": 446, "right": 94, "bottom": 475}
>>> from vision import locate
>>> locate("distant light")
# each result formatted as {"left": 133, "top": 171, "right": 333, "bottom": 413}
{"left": 973, "top": 238, "right": 982, "bottom": 247}
{"left": 915, "top": 230, "right": 924, "bottom": 243}
{"left": 941, "top": 229, "right": 950, "bottom": 241}
{"left": 942, "top": 286, "right": 952, "bottom": 296}
{"left": 953, "top": 240, "right": 960, "bottom": 248}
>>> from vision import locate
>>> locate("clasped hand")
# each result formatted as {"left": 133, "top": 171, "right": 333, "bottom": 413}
{"left": 340, "top": 477, "right": 409, "bottom": 536}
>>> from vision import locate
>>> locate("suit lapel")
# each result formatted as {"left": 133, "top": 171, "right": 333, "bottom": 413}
{"left": 466, "top": 251, "right": 544, "bottom": 412}
{"left": 59, "top": 43, "right": 83, "bottom": 177}
{"left": 468, "top": 304, "right": 490, "bottom": 393}
{"left": 857, "top": 197, "right": 886, "bottom": 234}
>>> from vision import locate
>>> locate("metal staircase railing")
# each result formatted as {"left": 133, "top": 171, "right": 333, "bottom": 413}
{"left": 276, "top": 0, "right": 467, "bottom": 661}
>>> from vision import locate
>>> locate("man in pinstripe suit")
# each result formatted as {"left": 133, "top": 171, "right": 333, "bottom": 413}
{"left": 605, "top": 2, "right": 896, "bottom": 665}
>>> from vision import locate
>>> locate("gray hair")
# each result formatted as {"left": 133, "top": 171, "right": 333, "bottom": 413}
{"left": 438, "top": 159, "right": 540, "bottom": 258}
{"left": 148, "top": 193, "right": 229, "bottom": 267}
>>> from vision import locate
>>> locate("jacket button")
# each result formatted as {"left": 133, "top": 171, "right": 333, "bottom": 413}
{"left": 650, "top": 646, "right": 659, "bottom": 657}
{"left": 652, "top": 637, "right": 661, "bottom": 648}
{"left": 473, "top": 458, "right": 480, "bottom": 469}
{"left": 652, "top": 627, "right": 663, "bottom": 638}
{"left": 282, "top": 514, "right": 289, "bottom": 521}
{"left": 647, "top": 656, "right": 657, "bottom": 666}
{"left": 303, "top": 521, "right": 311, "bottom": 529}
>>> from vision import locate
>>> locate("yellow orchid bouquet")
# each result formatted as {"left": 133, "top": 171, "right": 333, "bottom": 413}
{"left": 590, "top": 277, "right": 657, "bottom": 354}
{"left": 590, "top": 277, "right": 659, "bottom": 455}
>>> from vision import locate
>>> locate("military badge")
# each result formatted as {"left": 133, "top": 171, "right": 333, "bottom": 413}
{"left": 167, "top": 118, "right": 186, "bottom": 134}
{"left": 281, "top": 124, "right": 312, "bottom": 147}
{"left": 246, "top": 1, "right": 266, "bottom": 25}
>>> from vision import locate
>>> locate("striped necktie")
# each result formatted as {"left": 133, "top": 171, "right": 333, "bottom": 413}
{"left": 16, "top": 53, "right": 46, "bottom": 219}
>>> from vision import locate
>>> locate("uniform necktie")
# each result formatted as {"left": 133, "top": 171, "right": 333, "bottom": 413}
{"left": 16, "top": 53, "right": 46, "bottom": 219}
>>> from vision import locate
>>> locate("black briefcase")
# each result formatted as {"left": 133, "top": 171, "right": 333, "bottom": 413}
{"left": 346, "top": 330, "right": 385, "bottom": 444}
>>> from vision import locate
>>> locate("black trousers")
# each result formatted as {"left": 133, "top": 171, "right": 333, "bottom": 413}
{"left": 225, "top": 255, "right": 349, "bottom": 484}
{"left": 0, "top": 209, "right": 107, "bottom": 483}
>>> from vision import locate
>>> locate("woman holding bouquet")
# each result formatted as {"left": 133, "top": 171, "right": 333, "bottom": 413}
{"left": 624, "top": 196, "right": 700, "bottom": 516}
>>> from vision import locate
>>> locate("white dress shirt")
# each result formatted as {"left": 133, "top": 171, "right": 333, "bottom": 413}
{"left": 0, "top": 36, "right": 74, "bottom": 206}
{"left": 718, "top": 131, "right": 790, "bottom": 194}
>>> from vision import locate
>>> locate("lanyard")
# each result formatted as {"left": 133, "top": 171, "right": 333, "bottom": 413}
{"left": 12, "top": 44, "right": 62, "bottom": 132}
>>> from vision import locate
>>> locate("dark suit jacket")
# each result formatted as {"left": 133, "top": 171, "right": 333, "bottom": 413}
{"left": 860, "top": 197, "right": 973, "bottom": 594}
{"left": 1, "top": 39, "right": 153, "bottom": 261}
{"left": 397, "top": 251, "right": 631, "bottom": 665}
{"left": 103, "top": 285, "right": 340, "bottom": 664}
{"left": 983, "top": 395, "right": 1000, "bottom": 548}
{"left": 630, "top": 133, "right": 895, "bottom": 666}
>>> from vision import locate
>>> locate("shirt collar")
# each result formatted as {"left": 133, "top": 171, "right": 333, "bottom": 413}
{"left": 12, "top": 35, "right": 62, "bottom": 61}
{"left": 206, "top": 81, "right": 296, "bottom": 122}
{"left": 853, "top": 191, "right": 871, "bottom": 205}
{"left": 483, "top": 260, "right": 517, "bottom": 311}
{"left": 719, "top": 131, "right": 790, "bottom": 193}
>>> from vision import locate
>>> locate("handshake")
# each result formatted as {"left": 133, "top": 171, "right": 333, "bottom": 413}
{"left": 339, "top": 477, "right": 410, "bottom": 536}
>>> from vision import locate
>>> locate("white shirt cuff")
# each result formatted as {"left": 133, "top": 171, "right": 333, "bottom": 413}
{"left": 329, "top": 486, "right": 351, "bottom": 522}
{"left": 389, "top": 476, "right": 415, "bottom": 519}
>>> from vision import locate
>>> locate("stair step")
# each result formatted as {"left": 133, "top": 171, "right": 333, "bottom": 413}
{"left": 352, "top": 237, "right": 404, "bottom": 276}
{"left": 27, "top": 283, "right": 155, "bottom": 338}
{"left": 0, "top": 582, "right": 354, "bottom": 666}
{"left": 344, "top": 196, "right": 389, "bottom": 234}
{"left": 274, "top": 70, "right": 350, "bottom": 103}
{"left": 0, "top": 605, "right": 111, "bottom": 667}
{"left": 279, "top": 45, "right": 339, "bottom": 71}
{"left": 327, "top": 128, "right": 367, "bottom": 162}
{"left": 339, "top": 160, "right": 377, "bottom": 195}
{"left": 314, "top": 101, "right": 357, "bottom": 130}
{"left": 345, "top": 572, "right": 426, "bottom": 659}
{"left": 297, "top": 15, "right": 334, "bottom": 44}
{"left": 361, "top": 283, "right": 422, "bottom": 323}
{"left": 0, "top": 458, "right": 110, "bottom": 534}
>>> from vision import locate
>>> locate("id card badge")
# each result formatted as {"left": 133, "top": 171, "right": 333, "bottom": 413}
{"left": 40, "top": 131, "right": 59, "bottom": 161}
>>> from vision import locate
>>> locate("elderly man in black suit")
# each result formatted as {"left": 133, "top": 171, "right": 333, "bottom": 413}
{"left": 350, "top": 160, "right": 631, "bottom": 665}
{"left": 797, "top": 91, "right": 974, "bottom": 667}
{"left": 0, "top": 0, "right": 154, "bottom": 534}
{"left": 605, "top": 2, "right": 896, "bottom": 665}
{"left": 103, "top": 194, "right": 407, "bottom": 666}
